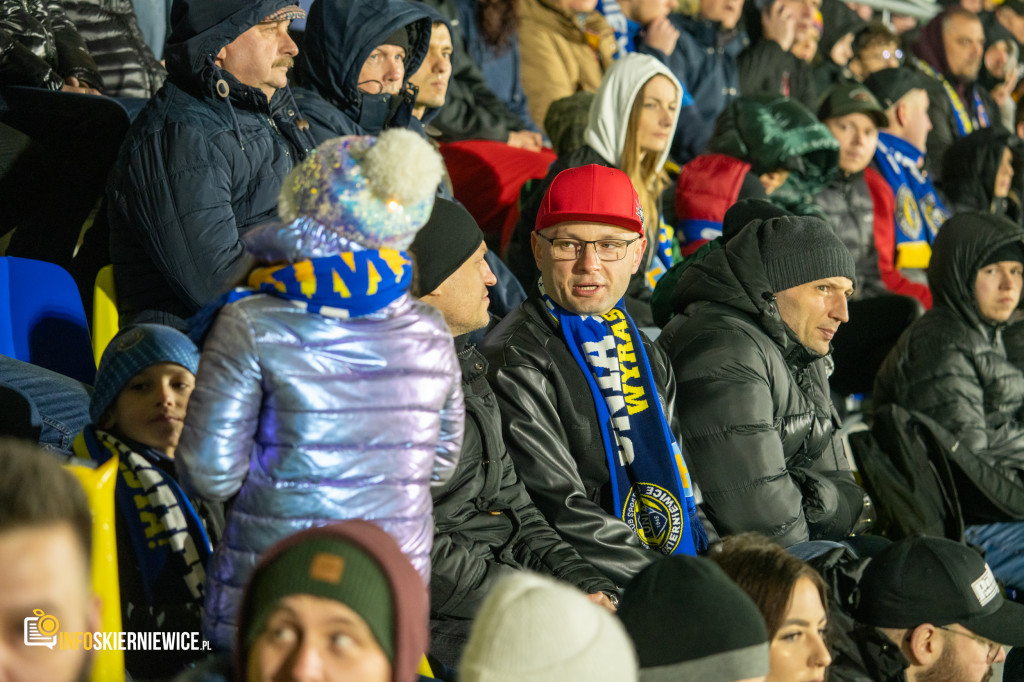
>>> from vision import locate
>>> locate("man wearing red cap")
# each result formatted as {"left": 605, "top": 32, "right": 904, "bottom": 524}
{"left": 479, "top": 164, "right": 709, "bottom": 592}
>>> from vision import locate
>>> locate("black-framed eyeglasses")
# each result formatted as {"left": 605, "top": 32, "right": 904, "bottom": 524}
{"left": 936, "top": 626, "right": 1003, "bottom": 664}
{"left": 536, "top": 233, "right": 641, "bottom": 261}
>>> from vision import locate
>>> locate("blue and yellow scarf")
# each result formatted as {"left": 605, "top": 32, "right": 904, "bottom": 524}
{"left": 540, "top": 282, "right": 707, "bottom": 556}
{"left": 918, "top": 62, "right": 989, "bottom": 137}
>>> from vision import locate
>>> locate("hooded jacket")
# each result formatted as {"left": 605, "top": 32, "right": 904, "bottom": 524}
{"left": 737, "top": 0, "right": 816, "bottom": 110}
{"left": 506, "top": 54, "right": 684, "bottom": 325}
{"left": 107, "top": 0, "right": 316, "bottom": 330}
{"left": 517, "top": 0, "right": 617, "bottom": 132}
{"left": 657, "top": 217, "right": 866, "bottom": 546}
{"left": 177, "top": 217, "right": 465, "bottom": 650}
{"left": 292, "top": 0, "right": 431, "bottom": 141}
{"left": 912, "top": 10, "right": 1001, "bottom": 182}
{"left": 812, "top": 0, "right": 864, "bottom": 94}
{"left": 0, "top": 0, "right": 100, "bottom": 89}
{"left": 874, "top": 212, "right": 1024, "bottom": 522}
{"left": 939, "top": 126, "right": 1024, "bottom": 225}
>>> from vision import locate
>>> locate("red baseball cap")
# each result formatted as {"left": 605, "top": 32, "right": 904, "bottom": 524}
{"left": 535, "top": 165, "right": 645, "bottom": 235}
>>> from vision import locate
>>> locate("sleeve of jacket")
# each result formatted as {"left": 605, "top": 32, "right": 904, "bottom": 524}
{"left": 429, "top": 522, "right": 518, "bottom": 619}
{"left": 118, "top": 125, "right": 257, "bottom": 313}
{"left": 430, "top": 43, "right": 526, "bottom": 142}
{"left": 175, "top": 304, "right": 263, "bottom": 503}
{"left": 519, "top": 29, "right": 576, "bottom": 134}
{"left": 45, "top": 0, "right": 101, "bottom": 89}
{"left": 668, "top": 326, "right": 811, "bottom": 546}
{"left": 432, "top": 341, "right": 465, "bottom": 488}
{"left": 924, "top": 86, "right": 954, "bottom": 182}
{"left": 0, "top": 28, "right": 62, "bottom": 88}
{"left": 865, "top": 168, "right": 933, "bottom": 308}
{"left": 488, "top": 355, "right": 657, "bottom": 586}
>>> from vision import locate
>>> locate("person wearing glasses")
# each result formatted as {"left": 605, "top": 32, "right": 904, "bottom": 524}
{"left": 479, "top": 164, "right": 711, "bottom": 595}
{"left": 830, "top": 536, "right": 1023, "bottom": 682}
{"left": 657, "top": 212, "right": 869, "bottom": 548}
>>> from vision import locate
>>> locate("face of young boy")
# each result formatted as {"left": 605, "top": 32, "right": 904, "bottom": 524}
{"left": 101, "top": 362, "right": 195, "bottom": 457}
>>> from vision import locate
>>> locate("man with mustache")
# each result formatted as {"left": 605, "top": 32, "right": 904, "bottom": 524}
{"left": 658, "top": 211, "right": 870, "bottom": 548}
{"left": 107, "top": 0, "right": 315, "bottom": 330}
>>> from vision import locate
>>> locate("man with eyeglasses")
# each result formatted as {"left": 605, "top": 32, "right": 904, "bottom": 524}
{"left": 830, "top": 535, "right": 1024, "bottom": 682}
{"left": 479, "top": 164, "right": 711, "bottom": 593}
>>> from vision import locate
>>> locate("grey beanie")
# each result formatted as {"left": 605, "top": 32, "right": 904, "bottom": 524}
{"left": 758, "top": 216, "right": 857, "bottom": 292}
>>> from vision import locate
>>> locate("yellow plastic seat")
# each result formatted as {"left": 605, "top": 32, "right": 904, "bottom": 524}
{"left": 92, "top": 264, "right": 118, "bottom": 366}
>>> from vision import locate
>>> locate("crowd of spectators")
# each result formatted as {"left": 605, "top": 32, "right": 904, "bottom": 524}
{"left": 4, "top": 0, "right": 1024, "bottom": 680}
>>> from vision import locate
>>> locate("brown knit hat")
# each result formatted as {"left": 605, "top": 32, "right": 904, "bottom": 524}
{"left": 235, "top": 521, "right": 429, "bottom": 682}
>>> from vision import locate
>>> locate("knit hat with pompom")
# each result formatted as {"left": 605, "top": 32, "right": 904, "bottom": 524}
{"left": 276, "top": 128, "right": 444, "bottom": 250}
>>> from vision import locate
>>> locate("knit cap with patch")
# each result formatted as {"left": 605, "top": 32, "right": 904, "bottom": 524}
{"left": 758, "top": 216, "right": 857, "bottom": 292}
{"left": 459, "top": 572, "right": 638, "bottom": 682}
{"left": 618, "top": 556, "right": 770, "bottom": 682}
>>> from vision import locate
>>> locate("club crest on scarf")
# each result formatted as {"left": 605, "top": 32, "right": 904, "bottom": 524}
{"left": 540, "top": 282, "right": 707, "bottom": 556}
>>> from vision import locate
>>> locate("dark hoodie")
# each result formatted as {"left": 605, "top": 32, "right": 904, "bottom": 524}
{"left": 938, "top": 126, "right": 1023, "bottom": 224}
{"left": 292, "top": 0, "right": 432, "bottom": 141}
{"left": 108, "top": 0, "right": 315, "bottom": 330}
{"left": 812, "top": 0, "right": 865, "bottom": 94}
{"left": 874, "top": 212, "right": 1024, "bottom": 521}
{"left": 912, "top": 9, "right": 1001, "bottom": 182}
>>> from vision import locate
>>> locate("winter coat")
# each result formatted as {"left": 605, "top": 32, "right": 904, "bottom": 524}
{"left": 657, "top": 217, "right": 866, "bottom": 547}
{"left": 420, "top": 0, "right": 536, "bottom": 141}
{"left": 453, "top": 0, "right": 539, "bottom": 133}
{"left": 873, "top": 212, "right": 1024, "bottom": 522}
{"left": 506, "top": 54, "right": 682, "bottom": 325}
{"left": 828, "top": 623, "right": 910, "bottom": 682}
{"left": 292, "top": 0, "right": 432, "bottom": 141}
{"left": 638, "top": 13, "right": 747, "bottom": 163}
{"left": 939, "top": 126, "right": 1024, "bottom": 226}
{"left": 431, "top": 338, "right": 614, "bottom": 619}
{"left": 517, "top": 0, "right": 617, "bottom": 132}
{"left": 813, "top": 168, "right": 933, "bottom": 307}
{"left": 912, "top": 9, "right": 1002, "bottom": 183}
{"left": 177, "top": 228, "right": 464, "bottom": 650}
{"left": 0, "top": 0, "right": 101, "bottom": 89}
{"left": 479, "top": 298, "right": 683, "bottom": 586}
{"left": 107, "top": 0, "right": 316, "bottom": 330}
{"left": 62, "top": 0, "right": 166, "bottom": 98}
{"left": 736, "top": 2, "right": 816, "bottom": 110}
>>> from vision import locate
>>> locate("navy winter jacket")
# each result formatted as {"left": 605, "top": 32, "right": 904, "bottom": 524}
{"left": 107, "top": 0, "right": 315, "bottom": 329}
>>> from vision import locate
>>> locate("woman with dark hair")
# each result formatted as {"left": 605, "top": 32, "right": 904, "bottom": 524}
{"left": 711, "top": 534, "right": 833, "bottom": 682}
{"left": 939, "top": 127, "right": 1023, "bottom": 225}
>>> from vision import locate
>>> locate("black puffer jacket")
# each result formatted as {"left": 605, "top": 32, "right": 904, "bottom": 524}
{"left": 657, "top": 217, "right": 865, "bottom": 546}
{"left": 431, "top": 339, "right": 614, "bottom": 619}
{"left": 813, "top": 171, "right": 888, "bottom": 299}
{"left": 62, "top": 0, "right": 165, "bottom": 98}
{"left": 0, "top": 0, "right": 100, "bottom": 89}
{"left": 874, "top": 212, "right": 1024, "bottom": 521}
{"left": 107, "top": 0, "right": 316, "bottom": 329}
{"left": 478, "top": 297, "right": 681, "bottom": 586}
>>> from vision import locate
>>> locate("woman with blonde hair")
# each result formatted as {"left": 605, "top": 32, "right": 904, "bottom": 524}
{"left": 508, "top": 52, "right": 687, "bottom": 325}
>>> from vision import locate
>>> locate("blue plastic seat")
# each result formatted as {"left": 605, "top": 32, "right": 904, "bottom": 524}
{"left": 0, "top": 256, "right": 95, "bottom": 384}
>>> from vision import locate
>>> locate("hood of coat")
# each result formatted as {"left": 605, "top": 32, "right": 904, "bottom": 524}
{"left": 928, "top": 211, "right": 1024, "bottom": 331}
{"left": 163, "top": 0, "right": 296, "bottom": 102}
{"left": 672, "top": 216, "right": 826, "bottom": 365}
{"left": 584, "top": 53, "right": 683, "bottom": 170}
{"left": 299, "top": 0, "right": 431, "bottom": 116}
{"left": 939, "top": 127, "right": 1023, "bottom": 213}
{"left": 912, "top": 10, "right": 954, "bottom": 80}
{"left": 978, "top": 14, "right": 1019, "bottom": 91}
{"left": 819, "top": 0, "right": 866, "bottom": 62}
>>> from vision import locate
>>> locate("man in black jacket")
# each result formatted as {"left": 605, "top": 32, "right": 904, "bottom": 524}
{"left": 107, "top": 0, "right": 315, "bottom": 329}
{"left": 658, "top": 213, "right": 869, "bottom": 547}
{"left": 480, "top": 164, "right": 710, "bottom": 590}
{"left": 411, "top": 197, "right": 616, "bottom": 668}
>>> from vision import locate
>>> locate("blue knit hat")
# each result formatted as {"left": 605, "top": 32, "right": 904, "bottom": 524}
{"left": 90, "top": 324, "right": 200, "bottom": 423}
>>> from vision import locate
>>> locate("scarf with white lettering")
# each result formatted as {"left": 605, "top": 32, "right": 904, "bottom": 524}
{"left": 74, "top": 427, "right": 212, "bottom": 607}
{"left": 540, "top": 282, "right": 707, "bottom": 556}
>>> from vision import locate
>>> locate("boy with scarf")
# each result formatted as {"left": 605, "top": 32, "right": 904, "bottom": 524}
{"left": 479, "top": 164, "right": 709, "bottom": 591}
{"left": 76, "top": 323, "right": 220, "bottom": 679}
{"left": 176, "top": 128, "right": 464, "bottom": 651}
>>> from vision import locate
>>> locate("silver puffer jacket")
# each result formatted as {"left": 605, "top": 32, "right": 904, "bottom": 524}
{"left": 177, "top": 230, "right": 464, "bottom": 650}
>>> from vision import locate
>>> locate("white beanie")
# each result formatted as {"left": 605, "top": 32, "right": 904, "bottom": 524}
{"left": 458, "top": 572, "right": 638, "bottom": 682}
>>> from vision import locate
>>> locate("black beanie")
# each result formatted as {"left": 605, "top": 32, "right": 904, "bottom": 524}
{"left": 410, "top": 198, "right": 484, "bottom": 296}
{"left": 722, "top": 199, "right": 792, "bottom": 243}
{"left": 618, "top": 556, "right": 770, "bottom": 681}
{"left": 979, "top": 242, "right": 1024, "bottom": 269}
{"left": 758, "top": 216, "right": 857, "bottom": 292}
{"left": 381, "top": 26, "right": 410, "bottom": 52}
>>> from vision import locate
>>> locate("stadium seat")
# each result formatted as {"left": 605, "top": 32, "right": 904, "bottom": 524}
{"left": 0, "top": 256, "right": 95, "bottom": 384}
{"left": 92, "top": 264, "right": 118, "bottom": 366}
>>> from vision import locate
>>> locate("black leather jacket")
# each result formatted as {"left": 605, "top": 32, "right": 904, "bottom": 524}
{"left": 430, "top": 338, "right": 615, "bottom": 618}
{"left": 0, "top": 0, "right": 101, "bottom": 89}
{"left": 478, "top": 298, "right": 685, "bottom": 587}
